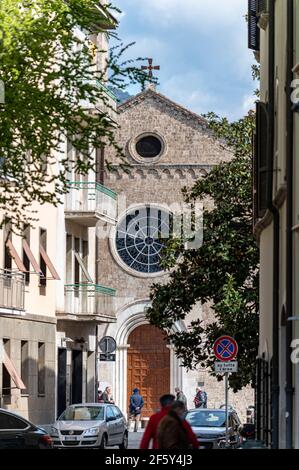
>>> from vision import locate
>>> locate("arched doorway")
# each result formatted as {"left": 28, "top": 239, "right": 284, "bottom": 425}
{"left": 127, "top": 324, "right": 170, "bottom": 417}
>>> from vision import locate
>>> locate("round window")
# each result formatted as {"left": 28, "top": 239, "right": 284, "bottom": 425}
{"left": 115, "top": 206, "right": 173, "bottom": 276}
{"left": 135, "top": 135, "right": 162, "bottom": 159}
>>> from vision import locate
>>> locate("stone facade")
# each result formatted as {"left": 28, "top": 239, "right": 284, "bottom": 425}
{"left": 97, "top": 87, "right": 254, "bottom": 422}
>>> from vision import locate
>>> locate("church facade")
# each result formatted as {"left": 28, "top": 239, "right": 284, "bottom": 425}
{"left": 97, "top": 86, "right": 253, "bottom": 420}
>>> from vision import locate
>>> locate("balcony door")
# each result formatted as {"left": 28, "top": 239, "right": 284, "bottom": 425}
{"left": 71, "top": 350, "right": 83, "bottom": 404}
{"left": 57, "top": 348, "right": 67, "bottom": 417}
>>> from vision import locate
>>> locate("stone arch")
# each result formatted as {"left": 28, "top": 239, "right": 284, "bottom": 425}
{"left": 187, "top": 168, "right": 197, "bottom": 180}
{"left": 148, "top": 169, "right": 160, "bottom": 180}
{"left": 161, "top": 168, "right": 172, "bottom": 180}
{"left": 174, "top": 169, "right": 185, "bottom": 180}
{"left": 134, "top": 169, "right": 146, "bottom": 180}
{"left": 200, "top": 168, "right": 208, "bottom": 177}
{"left": 103, "top": 300, "right": 184, "bottom": 415}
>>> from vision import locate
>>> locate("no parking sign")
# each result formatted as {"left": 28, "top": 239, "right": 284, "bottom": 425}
{"left": 213, "top": 336, "right": 238, "bottom": 362}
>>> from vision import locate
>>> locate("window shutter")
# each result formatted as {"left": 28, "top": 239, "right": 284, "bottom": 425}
{"left": 255, "top": 101, "right": 269, "bottom": 219}
{"left": 252, "top": 131, "right": 258, "bottom": 225}
{"left": 248, "top": 0, "right": 260, "bottom": 51}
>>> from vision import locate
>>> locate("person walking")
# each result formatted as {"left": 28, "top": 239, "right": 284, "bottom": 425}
{"left": 157, "top": 401, "right": 199, "bottom": 449}
{"left": 140, "top": 394, "right": 175, "bottom": 449}
{"left": 128, "top": 388, "right": 144, "bottom": 432}
{"left": 175, "top": 387, "right": 188, "bottom": 411}
{"left": 140, "top": 394, "right": 199, "bottom": 449}
{"left": 194, "top": 387, "right": 208, "bottom": 409}
{"left": 101, "top": 386, "right": 114, "bottom": 404}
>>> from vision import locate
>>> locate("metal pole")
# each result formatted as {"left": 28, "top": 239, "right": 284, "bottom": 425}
{"left": 225, "top": 372, "right": 229, "bottom": 448}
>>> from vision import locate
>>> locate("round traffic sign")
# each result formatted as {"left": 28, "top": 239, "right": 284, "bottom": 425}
{"left": 213, "top": 336, "right": 238, "bottom": 362}
{"left": 99, "top": 336, "right": 116, "bottom": 354}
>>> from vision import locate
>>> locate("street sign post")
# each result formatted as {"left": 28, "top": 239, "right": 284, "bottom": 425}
{"left": 99, "top": 336, "right": 116, "bottom": 354}
{"left": 98, "top": 337, "right": 117, "bottom": 362}
{"left": 215, "top": 361, "right": 238, "bottom": 374}
{"left": 213, "top": 336, "right": 239, "bottom": 448}
{"left": 99, "top": 353, "right": 116, "bottom": 362}
{"left": 214, "top": 336, "right": 238, "bottom": 362}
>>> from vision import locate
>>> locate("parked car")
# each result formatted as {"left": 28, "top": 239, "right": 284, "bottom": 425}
{"left": 186, "top": 408, "right": 242, "bottom": 449}
{"left": 50, "top": 403, "right": 128, "bottom": 449}
{"left": 0, "top": 408, "right": 53, "bottom": 449}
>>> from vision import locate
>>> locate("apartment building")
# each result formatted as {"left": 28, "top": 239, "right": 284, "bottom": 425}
{"left": 0, "top": 3, "right": 118, "bottom": 424}
{"left": 248, "top": 0, "right": 299, "bottom": 448}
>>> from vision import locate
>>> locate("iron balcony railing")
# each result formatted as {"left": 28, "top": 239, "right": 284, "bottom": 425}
{"left": 81, "top": 80, "right": 118, "bottom": 119}
{"left": 64, "top": 283, "right": 116, "bottom": 320}
{"left": 65, "top": 181, "right": 117, "bottom": 224}
{"left": 0, "top": 269, "right": 25, "bottom": 311}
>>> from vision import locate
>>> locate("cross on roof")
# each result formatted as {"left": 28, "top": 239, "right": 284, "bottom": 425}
{"left": 141, "top": 58, "right": 160, "bottom": 81}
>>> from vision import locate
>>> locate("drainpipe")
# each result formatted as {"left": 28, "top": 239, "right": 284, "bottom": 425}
{"left": 267, "top": 0, "right": 280, "bottom": 450}
{"left": 285, "top": 0, "right": 294, "bottom": 449}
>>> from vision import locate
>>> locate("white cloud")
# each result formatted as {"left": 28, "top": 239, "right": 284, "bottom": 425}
{"left": 117, "top": 0, "right": 246, "bottom": 29}
{"left": 242, "top": 94, "right": 256, "bottom": 112}
{"left": 115, "top": 0, "right": 255, "bottom": 120}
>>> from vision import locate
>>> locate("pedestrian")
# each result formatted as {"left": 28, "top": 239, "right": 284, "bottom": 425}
{"left": 101, "top": 386, "right": 114, "bottom": 404}
{"left": 140, "top": 394, "right": 175, "bottom": 449}
{"left": 194, "top": 387, "right": 208, "bottom": 409}
{"left": 140, "top": 394, "right": 199, "bottom": 449}
{"left": 157, "top": 401, "right": 199, "bottom": 449}
{"left": 98, "top": 389, "right": 104, "bottom": 403}
{"left": 174, "top": 387, "right": 188, "bottom": 411}
{"left": 128, "top": 388, "right": 144, "bottom": 432}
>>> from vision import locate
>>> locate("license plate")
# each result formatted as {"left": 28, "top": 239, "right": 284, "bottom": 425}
{"left": 64, "top": 435, "right": 79, "bottom": 441}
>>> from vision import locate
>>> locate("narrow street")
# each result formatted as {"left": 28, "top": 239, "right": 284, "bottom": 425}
{"left": 1, "top": 0, "right": 298, "bottom": 456}
{"left": 128, "top": 432, "right": 143, "bottom": 450}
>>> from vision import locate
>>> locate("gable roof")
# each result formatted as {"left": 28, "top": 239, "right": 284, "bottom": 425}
{"left": 118, "top": 87, "right": 208, "bottom": 127}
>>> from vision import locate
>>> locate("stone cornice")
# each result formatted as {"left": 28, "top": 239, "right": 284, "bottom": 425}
{"left": 0, "top": 311, "right": 57, "bottom": 324}
{"left": 106, "top": 164, "right": 212, "bottom": 181}
{"left": 118, "top": 88, "right": 208, "bottom": 127}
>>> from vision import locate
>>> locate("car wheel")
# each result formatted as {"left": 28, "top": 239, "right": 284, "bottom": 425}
{"left": 119, "top": 432, "right": 128, "bottom": 450}
{"left": 99, "top": 434, "right": 107, "bottom": 449}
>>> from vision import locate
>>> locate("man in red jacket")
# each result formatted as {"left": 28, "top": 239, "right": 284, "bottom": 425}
{"left": 140, "top": 394, "right": 199, "bottom": 449}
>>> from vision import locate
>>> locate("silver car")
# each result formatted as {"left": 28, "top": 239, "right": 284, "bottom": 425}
{"left": 186, "top": 408, "right": 242, "bottom": 449}
{"left": 50, "top": 403, "right": 128, "bottom": 449}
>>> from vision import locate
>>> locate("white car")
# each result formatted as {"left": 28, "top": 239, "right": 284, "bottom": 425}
{"left": 50, "top": 403, "right": 128, "bottom": 449}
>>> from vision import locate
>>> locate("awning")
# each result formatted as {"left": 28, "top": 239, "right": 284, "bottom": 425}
{"left": 22, "top": 239, "right": 42, "bottom": 275}
{"left": 3, "top": 350, "right": 26, "bottom": 390}
{"left": 75, "top": 252, "right": 93, "bottom": 283}
{"left": 6, "top": 239, "right": 26, "bottom": 272}
{"left": 40, "top": 244, "right": 60, "bottom": 280}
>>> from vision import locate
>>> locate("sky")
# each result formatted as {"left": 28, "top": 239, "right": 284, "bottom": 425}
{"left": 113, "top": 0, "right": 256, "bottom": 121}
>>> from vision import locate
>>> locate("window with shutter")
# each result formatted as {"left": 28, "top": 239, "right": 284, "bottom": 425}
{"left": 248, "top": 0, "right": 260, "bottom": 51}
{"left": 254, "top": 101, "right": 269, "bottom": 219}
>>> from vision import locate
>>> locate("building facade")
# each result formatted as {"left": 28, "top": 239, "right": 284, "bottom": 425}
{"left": 0, "top": 4, "right": 118, "bottom": 425}
{"left": 249, "top": 0, "right": 299, "bottom": 448}
{"left": 97, "top": 86, "right": 254, "bottom": 421}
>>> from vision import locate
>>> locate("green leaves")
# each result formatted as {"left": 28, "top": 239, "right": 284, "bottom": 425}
{"left": 0, "top": 1, "right": 149, "bottom": 230}
{"left": 147, "top": 112, "right": 259, "bottom": 392}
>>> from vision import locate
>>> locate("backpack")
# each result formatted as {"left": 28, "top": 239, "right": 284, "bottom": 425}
{"left": 200, "top": 391, "right": 207, "bottom": 403}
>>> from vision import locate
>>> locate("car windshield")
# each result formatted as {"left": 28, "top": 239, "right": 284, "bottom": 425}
{"left": 186, "top": 411, "right": 226, "bottom": 428}
{"left": 59, "top": 406, "right": 105, "bottom": 421}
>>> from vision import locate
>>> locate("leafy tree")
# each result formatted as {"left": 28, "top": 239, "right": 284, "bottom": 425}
{"left": 0, "top": 0, "right": 148, "bottom": 230}
{"left": 147, "top": 112, "right": 259, "bottom": 392}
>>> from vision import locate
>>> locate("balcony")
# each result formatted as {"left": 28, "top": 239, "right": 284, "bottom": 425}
{"left": 97, "top": 82, "right": 118, "bottom": 120}
{"left": 82, "top": 81, "right": 118, "bottom": 121}
{"left": 0, "top": 269, "right": 25, "bottom": 313}
{"left": 62, "top": 283, "right": 116, "bottom": 322}
{"left": 65, "top": 182, "right": 117, "bottom": 226}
